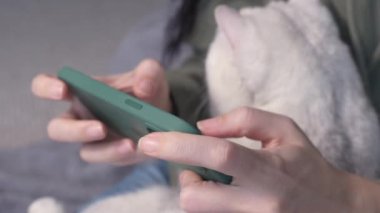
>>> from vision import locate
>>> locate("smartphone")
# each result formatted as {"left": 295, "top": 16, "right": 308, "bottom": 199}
{"left": 58, "top": 66, "right": 233, "bottom": 184}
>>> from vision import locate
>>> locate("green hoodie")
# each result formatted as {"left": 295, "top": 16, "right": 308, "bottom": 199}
{"left": 166, "top": 0, "right": 380, "bottom": 124}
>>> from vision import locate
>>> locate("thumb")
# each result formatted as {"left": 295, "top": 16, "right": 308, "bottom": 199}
{"left": 133, "top": 59, "right": 165, "bottom": 101}
{"left": 197, "top": 107, "right": 307, "bottom": 147}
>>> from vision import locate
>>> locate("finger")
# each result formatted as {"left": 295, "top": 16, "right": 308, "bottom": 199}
{"left": 180, "top": 180, "right": 242, "bottom": 212}
{"left": 80, "top": 138, "right": 142, "bottom": 165}
{"left": 138, "top": 132, "right": 259, "bottom": 176}
{"left": 132, "top": 59, "right": 164, "bottom": 101}
{"left": 93, "top": 73, "right": 123, "bottom": 84}
{"left": 31, "top": 74, "right": 69, "bottom": 100}
{"left": 69, "top": 97, "right": 95, "bottom": 119}
{"left": 48, "top": 113, "right": 106, "bottom": 142}
{"left": 179, "top": 170, "right": 202, "bottom": 188}
{"left": 197, "top": 107, "right": 307, "bottom": 147}
{"left": 109, "top": 72, "right": 135, "bottom": 91}
{"left": 95, "top": 72, "right": 135, "bottom": 92}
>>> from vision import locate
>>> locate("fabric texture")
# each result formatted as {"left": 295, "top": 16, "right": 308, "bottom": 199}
{"left": 0, "top": 2, "right": 177, "bottom": 213}
{"left": 167, "top": 0, "right": 380, "bottom": 124}
{"left": 1, "top": 0, "right": 379, "bottom": 212}
{"left": 0, "top": 142, "right": 131, "bottom": 213}
{"left": 73, "top": 0, "right": 380, "bottom": 211}
{"left": 81, "top": 160, "right": 170, "bottom": 212}
{"left": 321, "top": 0, "right": 380, "bottom": 115}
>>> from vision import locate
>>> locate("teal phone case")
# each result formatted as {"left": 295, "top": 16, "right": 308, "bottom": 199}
{"left": 58, "top": 67, "right": 233, "bottom": 184}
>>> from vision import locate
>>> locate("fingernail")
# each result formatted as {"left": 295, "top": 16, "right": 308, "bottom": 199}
{"left": 197, "top": 119, "right": 213, "bottom": 131}
{"left": 139, "top": 136, "right": 159, "bottom": 154}
{"left": 86, "top": 124, "right": 105, "bottom": 139}
{"left": 138, "top": 81, "right": 153, "bottom": 95}
{"left": 196, "top": 121, "right": 205, "bottom": 130}
{"left": 51, "top": 84, "right": 63, "bottom": 99}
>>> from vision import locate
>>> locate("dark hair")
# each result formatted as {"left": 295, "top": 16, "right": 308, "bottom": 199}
{"left": 163, "top": 0, "right": 201, "bottom": 65}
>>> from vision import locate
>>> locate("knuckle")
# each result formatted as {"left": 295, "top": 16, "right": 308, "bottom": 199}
{"left": 211, "top": 142, "right": 235, "bottom": 170}
{"left": 137, "top": 88, "right": 155, "bottom": 100}
{"left": 236, "top": 106, "right": 253, "bottom": 117}
{"left": 142, "top": 58, "right": 160, "bottom": 66}
{"left": 236, "top": 107, "right": 254, "bottom": 122}
{"left": 140, "top": 59, "right": 163, "bottom": 72}
{"left": 280, "top": 115, "right": 298, "bottom": 132}
{"left": 235, "top": 107, "right": 255, "bottom": 135}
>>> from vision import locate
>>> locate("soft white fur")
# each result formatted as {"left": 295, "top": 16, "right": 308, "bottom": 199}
{"left": 29, "top": 0, "right": 380, "bottom": 212}
{"left": 29, "top": 186, "right": 181, "bottom": 213}
{"left": 207, "top": 0, "right": 380, "bottom": 177}
{"left": 28, "top": 197, "right": 65, "bottom": 213}
{"left": 82, "top": 186, "right": 182, "bottom": 213}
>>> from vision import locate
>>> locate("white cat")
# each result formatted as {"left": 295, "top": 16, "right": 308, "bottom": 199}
{"left": 29, "top": 0, "right": 380, "bottom": 212}
{"left": 207, "top": 0, "right": 380, "bottom": 178}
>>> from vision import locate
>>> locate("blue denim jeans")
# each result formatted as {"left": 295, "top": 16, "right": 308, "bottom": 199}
{"left": 81, "top": 160, "right": 170, "bottom": 211}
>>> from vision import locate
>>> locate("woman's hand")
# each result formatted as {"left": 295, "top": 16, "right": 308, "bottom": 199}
{"left": 31, "top": 59, "right": 171, "bottom": 165}
{"left": 138, "top": 107, "right": 357, "bottom": 212}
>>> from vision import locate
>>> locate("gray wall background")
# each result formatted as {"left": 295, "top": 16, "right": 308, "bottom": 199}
{"left": 0, "top": 0, "right": 166, "bottom": 148}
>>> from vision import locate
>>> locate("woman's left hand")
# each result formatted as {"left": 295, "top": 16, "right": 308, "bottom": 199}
{"left": 138, "top": 107, "right": 355, "bottom": 212}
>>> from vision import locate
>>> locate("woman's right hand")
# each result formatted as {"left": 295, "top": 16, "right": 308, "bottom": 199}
{"left": 31, "top": 59, "right": 172, "bottom": 165}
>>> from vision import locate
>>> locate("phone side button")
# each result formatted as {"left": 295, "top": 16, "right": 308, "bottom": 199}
{"left": 125, "top": 99, "right": 143, "bottom": 110}
{"left": 145, "top": 123, "right": 164, "bottom": 132}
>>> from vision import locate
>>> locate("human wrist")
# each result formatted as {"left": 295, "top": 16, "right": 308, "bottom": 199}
{"left": 344, "top": 172, "right": 380, "bottom": 212}
{"left": 281, "top": 168, "right": 356, "bottom": 213}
